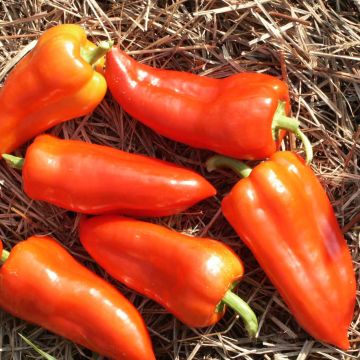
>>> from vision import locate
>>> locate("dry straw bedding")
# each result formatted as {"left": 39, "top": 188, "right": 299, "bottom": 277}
{"left": 0, "top": 0, "right": 359, "bottom": 359}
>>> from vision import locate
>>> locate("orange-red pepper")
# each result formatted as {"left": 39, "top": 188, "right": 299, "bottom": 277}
{"left": 79, "top": 215, "right": 258, "bottom": 337}
{"left": 0, "top": 24, "right": 110, "bottom": 154}
{"left": 105, "top": 47, "right": 312, "bottom": 162}
{"left": 207, "top": 151, "right": 356, "bottom": 349}
{"left": 0, "top": 236, "right": 155, "bottom": 360}
{"left": 3, "top": 135, "right": 215, "bottom": 216}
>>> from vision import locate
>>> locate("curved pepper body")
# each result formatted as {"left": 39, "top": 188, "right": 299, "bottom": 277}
{"left": 0, "top": 236, "right": 155, "bottom": 360}
{"left": 80, "top": 215, "right": 244, "bottom": 327}
{"left": 0, "top": 24, "right": 107, "bottom": 154}
{"left": 105, "top": 47, "right": 290, "bottom": 160}
{"left": 22, "top": 135, "right": 216, "bottom": 216}
{"left": 221, "top": 151, "right": 356, "bottom": 349}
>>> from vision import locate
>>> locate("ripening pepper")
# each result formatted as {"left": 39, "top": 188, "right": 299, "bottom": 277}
{"left": 3, "top": 135, "right": 216, "bottom": 216}
{"left": 79, "top": 215, "right": 258, "bottom": 337}
{"left": 0, "top": 24, "right": 111, "bottom": 154}
{"left": 0, "top": 236, "right": 155, "bottom": 360}
{"left": 207, "top": 151, "right": 356, "bottom": 349}
{"left": 105, "top": 47, "right": 312, "bottom": 163}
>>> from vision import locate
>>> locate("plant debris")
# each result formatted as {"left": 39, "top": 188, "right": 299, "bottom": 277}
{"left": 0, "top": 1, "right": 359, "bottom": 359}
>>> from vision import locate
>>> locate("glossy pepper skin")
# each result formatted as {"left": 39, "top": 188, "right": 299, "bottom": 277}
{"left": 105, "top": 47, "right": 313, "bottom": 161}
{"left": 19, "top": 135, "right": 216, "bottom": 216}
{"left": 211, "top": 151, "right": 356, "bottom": 349}
{"left": 0, "top": 236, "right": 155, "bottom": 360}
{"left": 0, "top": 24, "right": 107, "bottom": 154}
{"left": 80, "top": 215, "right": 257, "bottom": 331}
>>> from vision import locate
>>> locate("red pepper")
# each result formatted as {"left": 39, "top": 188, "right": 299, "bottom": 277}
{"left": 105, "top": 47, "right": 312, "bottom": 162}
{"left": 207, "top": 151, "right": 356, "bottom": 349}
{"left": 0, "top": 24, "right": 111, "bottom": 155}
{"left": 2, "top": 134, "right": 215, "bottom": 216}
{"left": 79, "top": 215, "right": 258, "bottom": 337}
{"left": 0, "top": 236, "right": 155, "bottom": 360}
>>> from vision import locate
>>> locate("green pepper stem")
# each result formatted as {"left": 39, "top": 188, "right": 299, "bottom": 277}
{"left": 206, "top": 155, "right": 252, "bottom": 178}
{"left": 294, "top": 128, "right": 313, "bottom": 165}
{"left": 2, "top": 154, "right": 24, "bottom": 170}
{"left": 81, "top": 40, "right": 114, "bottom": 65}
{"left": 222, "top": 290, "right": 258, "bottom": 338}
{"left": 1, "top": 249, "right": 10, "bottom": 263}
{"left": 272, "top": 101, "right": 313, "bottom": 164}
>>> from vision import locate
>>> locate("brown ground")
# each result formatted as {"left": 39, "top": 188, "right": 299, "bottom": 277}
{"left": 0, "top": 1, "right": 359, "bottom": 359}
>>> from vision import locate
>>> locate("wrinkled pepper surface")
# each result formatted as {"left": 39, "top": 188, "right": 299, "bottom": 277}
{"left": 0, "top": 236, "right": 155, "bottom": 360}
{"left": 0, "top": 24, "right": 109, "bottom": 154}
{"left": 207, "top": 151, "right": 356, "bottom": 349}
{"left": 105, "top": 47, "right": 312, "bottom": 162}
{"left": 3, "top": 135, "right": 215, "bottom": 216}
{"left": 80, "top": 215, "right": 258, "bottom": 336}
